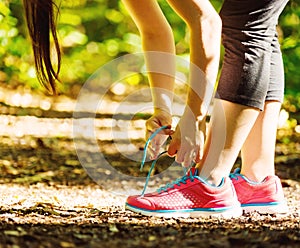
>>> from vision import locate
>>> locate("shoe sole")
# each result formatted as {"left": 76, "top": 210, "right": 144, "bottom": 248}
{"left": 241, "top": 201, "right": 289, "bottom": 214}
{"left": 125, "top": 203, "right": 243, "bottom": 219}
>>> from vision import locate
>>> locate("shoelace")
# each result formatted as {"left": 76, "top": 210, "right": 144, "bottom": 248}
{"left": 140, "top": 125, "right": 194, "bottom": 196}
{"left": 229, "top": 168, "right": 241, "bottom": 180}
{"left": 157, "top": 170, "right": 195, "bottom": 193}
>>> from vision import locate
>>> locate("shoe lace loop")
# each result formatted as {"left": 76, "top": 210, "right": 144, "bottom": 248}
{"left": 229, "top": 168, "right": 241, "bottom": 180}
{"left": 140, "top": 125, "right": 169, "bottom": 197}
{"left": 140, "top": 150, "right": 167, "bottom": 196}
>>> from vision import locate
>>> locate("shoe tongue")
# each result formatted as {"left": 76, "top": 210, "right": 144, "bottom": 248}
{"left": 186, "top": 167, "right": 198, "bottom": 176}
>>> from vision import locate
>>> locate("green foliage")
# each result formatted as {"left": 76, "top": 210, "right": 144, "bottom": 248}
{"left": 0, "top": 0, "right": 37, "bottom": 89}
{"left": 0, "top": 0, "right": 299, "bottom": 107}
{"left": 280, "top": 0, "right": 300, "bottom": 99}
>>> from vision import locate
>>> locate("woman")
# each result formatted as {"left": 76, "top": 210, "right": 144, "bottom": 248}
{"left": 23, "top": 0, "right": 221, "bottom": 170}
{"left": 126, "top": 0, "right": 289, "bottom": 218}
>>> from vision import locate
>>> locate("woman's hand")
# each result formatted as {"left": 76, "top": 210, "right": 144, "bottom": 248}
{"left": 168, "top": 108, "right": 206, "bottom": 167}
{"left": 145, "top": 109, "right": 174, "bottom": 159}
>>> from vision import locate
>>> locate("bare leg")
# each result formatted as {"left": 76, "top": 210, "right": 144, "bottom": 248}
{"left": 197, "top": 99, "right": 260, "bottom": 186}
{"left": 199, "top": 0, "right": 288, "bottom": 186}
{"left": 241, "top": 100, "right": 281, "bottom": 182}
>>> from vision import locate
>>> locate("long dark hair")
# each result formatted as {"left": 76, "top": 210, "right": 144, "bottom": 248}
{"left": 22, "top": 0, "right": 61, "bottom": 94}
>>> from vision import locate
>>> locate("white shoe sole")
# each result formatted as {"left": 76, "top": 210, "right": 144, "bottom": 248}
{"left": 125, "top": 203, "right": 243, "bottom": 219}
{"left": 242, "top": 201, "right": 289, "bottom": 214}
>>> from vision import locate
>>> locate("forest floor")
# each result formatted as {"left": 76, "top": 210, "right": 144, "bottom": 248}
{"left": 0, "top": 86, "right": 299, "bottom": 248}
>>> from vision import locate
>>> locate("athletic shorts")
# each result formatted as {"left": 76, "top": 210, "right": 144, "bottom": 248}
{"left": 216, "top": 0, "right": 289, "bottom": 110}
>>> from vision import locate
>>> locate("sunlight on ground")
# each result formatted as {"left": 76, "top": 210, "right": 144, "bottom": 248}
{"left": 0, "top": 184, "right": 126, "bottom": 211}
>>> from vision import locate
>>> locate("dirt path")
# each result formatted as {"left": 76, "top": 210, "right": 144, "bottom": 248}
{"left": 0, "top": 181, "right": 299, "bottom": 248}
{"left": 0, "top": 133, "right": 299, "bottom": 248}
{"left": 0, "top": 91, "right": 299, "bottom": 247}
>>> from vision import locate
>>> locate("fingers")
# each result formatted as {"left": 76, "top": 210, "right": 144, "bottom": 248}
{"left": 145, "top": 116, "right": 173, "bottom": 140}
{"left": 146, "top": 123, "right": 174, "bottom": 137}
{"left": 144, "top": 113, "right": 206, "bottom": 166}
{"left": 168, "top": 137, "right": 193, "bottom": 167}
{"left": 167, "top": 139, "right": 178, "bottom": 157}
{"left": 145, "top": 113, "right": 174, "bottom": 160}
{"left": 175, "top": 147, "right": 197, "bottom": 168}
{"left": 145, "top": 112, "right": 171, "bottom": 130}
{"left": 167, "top": 132, "right": 204, "bottom": 167}
{"left": 147, "top": 145, "right": 161, "bottom": 160}
{"left": 194, "top": 144, "right": 201, "bottom": 163}
{"left": 146, "top": 128, "right": 173, "bottom": 160}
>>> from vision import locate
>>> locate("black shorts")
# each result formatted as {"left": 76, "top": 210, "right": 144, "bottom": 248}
{"left": 216, "top": 0, "right": 289, "bottom": 110}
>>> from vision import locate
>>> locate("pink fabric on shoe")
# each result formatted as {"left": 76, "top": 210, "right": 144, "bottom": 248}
{"left": 230, "top": 169, "right": 289, "bottom": 214}
{"left": 126, "top": 168, "right": 242, "bottom": 218}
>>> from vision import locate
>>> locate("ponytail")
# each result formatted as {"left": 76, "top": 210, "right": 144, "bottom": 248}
{"left": 23, "top": 0, "right": 61, "bottom": 94}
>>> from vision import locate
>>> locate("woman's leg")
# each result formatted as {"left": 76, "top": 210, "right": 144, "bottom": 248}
{"left": 197, "top": 99, "right": 260, "bottom": 186}
{"left": 197, "top": 0, "right": 288, "bottom": 185}
{"left": 241, "top": 101, "right": 281, "bottom": 182}
{"left": 241, "top": 34, "right": 286, "bottom": 182}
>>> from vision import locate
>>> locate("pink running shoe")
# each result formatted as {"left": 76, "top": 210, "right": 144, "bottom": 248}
{"left": 230, "top": 169, "right": 289, "bottom": 214}
{"left": 126, "top": 168, "right": 242, "bottom": 218}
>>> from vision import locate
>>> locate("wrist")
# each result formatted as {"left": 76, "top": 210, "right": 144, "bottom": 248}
{"left": 152, "top": 88, "right": 173, "bottom": 115}
{"left": 153, "top": 105, "right": 172, "bottom": 116}
{"left": 154, "top": 107, "right": 171, "bottom": 115}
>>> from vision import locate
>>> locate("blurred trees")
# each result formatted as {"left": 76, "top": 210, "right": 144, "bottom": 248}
{"left": 0, "top": 0, "right": 299, "bottom": 109}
